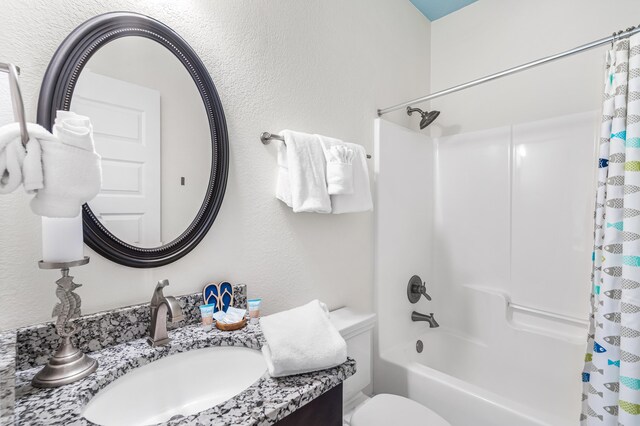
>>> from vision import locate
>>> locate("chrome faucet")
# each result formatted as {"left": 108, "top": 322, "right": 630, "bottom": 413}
{"left": 411, "top": 311, "right": 439, "bottom": 328}
{"left": 148, "top": 279, "right": 184, "bottom": 347}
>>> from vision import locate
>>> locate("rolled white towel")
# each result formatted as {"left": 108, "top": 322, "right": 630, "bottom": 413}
{"left": 30, "top": 111, "right": 102, "bottom": 218}
{"left": 324, "top": 143, "right": 355, "bottom": 195}
{"left": 260, "top": 299, "right": 347, "bottom": 377}
{"left": 330, "top": 143, "right": 372, "bottom": 214}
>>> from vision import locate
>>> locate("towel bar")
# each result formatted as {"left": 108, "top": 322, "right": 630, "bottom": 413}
{"left": 0, "top": 62, "right": 29, "bottom": 148}
{"left": 260, "top": 132, "right": 372, "bottom": 159}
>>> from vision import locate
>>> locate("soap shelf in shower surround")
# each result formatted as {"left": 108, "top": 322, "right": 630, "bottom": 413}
{"left": 507, "top": 300, "right": 588, "bottom": 344}
{"left": 463, "top": 285, "right": 588, "bottom": 342}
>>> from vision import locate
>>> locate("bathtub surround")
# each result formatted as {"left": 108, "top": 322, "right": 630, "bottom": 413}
{"left": 374, "top": 119, "right": 434, "bottom": 352}
{"left": 582, "top": 35, "right": 640, "bottom": 424}
{"left": 0, "top": 0, "right": 430, "bottom": 330}
{"left": 374, "top": 112, "right": 599, "bottom": 424}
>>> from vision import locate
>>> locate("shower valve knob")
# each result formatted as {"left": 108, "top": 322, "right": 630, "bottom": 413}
{"left": 407, "top": 275, "right": 432, "bottom": 303}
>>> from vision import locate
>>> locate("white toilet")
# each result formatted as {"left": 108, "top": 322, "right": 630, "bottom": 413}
{"left": 330, "top": 308, "right": 450, "bottom": 426}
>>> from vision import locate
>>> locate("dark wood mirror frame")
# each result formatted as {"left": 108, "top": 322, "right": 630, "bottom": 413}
{"left": 37, "top": 12, "right": 229, "bottom": 268}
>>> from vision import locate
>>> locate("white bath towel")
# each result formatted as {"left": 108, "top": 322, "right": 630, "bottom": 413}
{"left": 260, "top": 300, "right": 347, "bottom": 377}
{"left": 276, "top": 130, "right": 331, "bottom": 213}
{"left": 319, "top": 138, "right": 373, "bottom": 214}
{"left": 0, "top": 122, "right": 56, "bottom": 194}
{"left": 318, "top": 135, "right": 354, "bottom": 195}
{"left": 30, "top": 111, "right": 102, "bottom": 218}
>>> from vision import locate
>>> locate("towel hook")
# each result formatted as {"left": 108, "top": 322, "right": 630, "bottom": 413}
{"left": 0, "top": 63, "right": 29, "bottom": 148}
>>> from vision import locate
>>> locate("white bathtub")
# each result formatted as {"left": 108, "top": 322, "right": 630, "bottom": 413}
{"left": 375, "top": 328, "right": 581, "bottom": 426}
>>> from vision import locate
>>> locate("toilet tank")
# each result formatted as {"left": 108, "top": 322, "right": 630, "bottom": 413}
{"left": 330, "top": 308, "right": 376, "bottom": 403}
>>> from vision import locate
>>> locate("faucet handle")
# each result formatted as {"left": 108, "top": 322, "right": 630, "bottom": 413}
{"left": 151, "top": 279, "right": 170, "bottom": 306}
{"left": 418, "top": 282, "right": 432, "bottom": 301}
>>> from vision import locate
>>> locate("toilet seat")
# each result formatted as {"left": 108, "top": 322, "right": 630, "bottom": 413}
{"left": 350, "top": 394, "right": 450, "bottom": 426}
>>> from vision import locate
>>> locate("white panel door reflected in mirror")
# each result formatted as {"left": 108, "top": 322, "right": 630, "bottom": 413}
{"left": 70, "top": 36, "right": 212, "bottom": 248}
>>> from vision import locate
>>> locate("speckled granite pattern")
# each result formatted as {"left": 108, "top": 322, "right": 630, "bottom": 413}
{"left": 14, "top": 323, "right": 355, "bottom": 426}
{"left": 16, "top": 285, "right": 247, "bottom": 370}
{"left": 0, "top": 330, "right": 16, "bottom": 426}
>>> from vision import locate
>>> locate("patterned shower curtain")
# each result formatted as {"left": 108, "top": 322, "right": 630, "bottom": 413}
{"left": 582, "top": 34, "right": 640, "bottom": 425}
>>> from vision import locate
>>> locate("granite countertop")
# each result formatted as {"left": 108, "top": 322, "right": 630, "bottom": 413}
{"left": 0, "top": 330, "right": 17, "bottom": 426}
{"left": 11, "top": 322, "right": 356, "bottom": 426}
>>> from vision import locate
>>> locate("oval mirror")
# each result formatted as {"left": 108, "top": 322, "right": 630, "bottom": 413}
{"left": 37, "top": 12, "right": 229, "bottom": 268}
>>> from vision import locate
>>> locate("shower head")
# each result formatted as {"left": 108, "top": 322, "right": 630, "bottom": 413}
{"left": 406, "top": 106, "right": 440, "bottom": 129}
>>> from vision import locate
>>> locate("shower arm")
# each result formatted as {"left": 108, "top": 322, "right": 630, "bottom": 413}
{"left": 406, "top": 107, "right": 424, "bottom": 117}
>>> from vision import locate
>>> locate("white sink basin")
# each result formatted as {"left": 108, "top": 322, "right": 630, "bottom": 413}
{"left": 82, "top": 346, "right": 267, "bottom": 426}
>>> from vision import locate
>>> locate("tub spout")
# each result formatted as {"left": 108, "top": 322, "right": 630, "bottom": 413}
{"left": 411, "top": 311, "right": 439, "bottom": 328}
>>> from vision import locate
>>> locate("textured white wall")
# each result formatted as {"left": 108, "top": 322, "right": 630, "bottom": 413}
{"left": 0, "top": 0, "right": 430, "bottom": 330}
{"left": 429, "top": 0, "right": 640, "bottom": 137}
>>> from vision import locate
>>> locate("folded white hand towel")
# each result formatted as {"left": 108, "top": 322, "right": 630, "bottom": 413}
{"left": 318, "top": 135, "right": 355, "bottom": 195}
{"left": 30, "top": 111, "right": 102, "bottom": 218}
{"left": 260, "top": 300, "right": 347, "bottom": 377}
{"left": 0, "top": 122, "right": 56, "bottom": 194}
{"left": 275, "top": 130, "right": 331, "bottom": 213}
{"left": 320, "top": 138, "right": 373, "bottom": 214}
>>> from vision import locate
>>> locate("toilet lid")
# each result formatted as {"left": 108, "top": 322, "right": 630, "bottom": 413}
{"left": 350, "top": 394, "right": 450, "bottom": 426}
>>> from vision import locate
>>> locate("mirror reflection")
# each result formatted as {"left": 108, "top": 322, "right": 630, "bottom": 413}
{"left": 70, "top": 36, "right": 212, "bottom": 248}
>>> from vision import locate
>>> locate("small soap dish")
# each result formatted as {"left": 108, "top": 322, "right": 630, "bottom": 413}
{"left": 215, "top": 318, "right": 247, "bottom": 331}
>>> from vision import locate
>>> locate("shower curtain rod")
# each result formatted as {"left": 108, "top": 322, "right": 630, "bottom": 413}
{"left": 377, "top": 25, "right": 640, "bottom": 116}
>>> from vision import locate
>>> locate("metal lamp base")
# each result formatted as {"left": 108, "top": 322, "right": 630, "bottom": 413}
{"left": 32, "top": 336, "right": 97, "bottom": 388}
{"left": 32, "top": 256, "right": 98, "bottom": 388}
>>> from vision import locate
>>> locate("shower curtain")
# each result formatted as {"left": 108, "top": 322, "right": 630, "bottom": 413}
{"left": 582, "top": 34, "right": 640, "bottom": 425}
